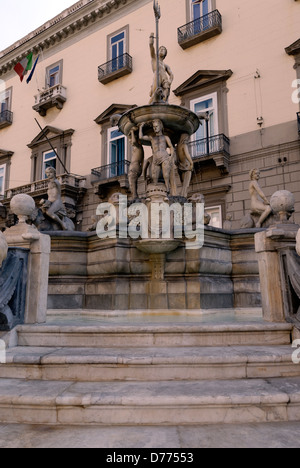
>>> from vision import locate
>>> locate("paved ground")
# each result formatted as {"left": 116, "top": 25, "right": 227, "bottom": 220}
{"left": 0, "top": 422, "right": 299, "bottom": 448}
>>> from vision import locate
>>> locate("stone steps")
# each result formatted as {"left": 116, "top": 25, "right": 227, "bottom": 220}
{"left": 16, "top": 322, "right": 292, "bottom": 348}
{"left": 0, "top": 316, "right": 298, "bottom": 430}
{"left": 0, "top": 377, "right": 299, "bottom": 426}
{"left": 1, "top": 345, "right": 298, "bottom": 382}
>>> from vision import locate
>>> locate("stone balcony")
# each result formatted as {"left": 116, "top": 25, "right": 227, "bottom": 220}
{"left": 33, "top": 84, "right": 67, "bottom": 116}
{"left": 0, "top": 110, "right": 13, "bottom": 130}
{"left": 178, "top": 10, "right": 222, "bottom": 50}
{"left": 5, "top": 173, "right": 86, "bottom": 203}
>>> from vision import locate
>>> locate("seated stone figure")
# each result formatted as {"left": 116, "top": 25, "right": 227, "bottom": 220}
{"left": 39, "top": 167, "right": 75, "bottom": 231}
{"left": 249, "top": 168, "right": 272, "bottom": 228}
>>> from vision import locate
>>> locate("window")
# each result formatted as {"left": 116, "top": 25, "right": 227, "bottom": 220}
{"left": 191, "top": 0, "right": 212, "bottom": 19}
{"left": 191, "top": 93, "right": 219, "bottom": 154}
{"left": 110, "top": 31, "right": 126, "bottom": 71}
{"left": 43, "top": 150, "right": 57, "bottom": 179}
{"left": 206, "top": 205, "right": 222, "bottom": 228}
{"left": 0, "top": 164, "right": 6, "bottom": 196}
{"left": 191, "top": 0, "right": 212, "bottom": 33}
{"left": 46, "top": 61, "right": 63, "bottom": 88}
{"left": 108, "top": 127, "right": 126, "bottom": 177}
{"left": 0, "top": 87, "right": 13, "bottom": 127}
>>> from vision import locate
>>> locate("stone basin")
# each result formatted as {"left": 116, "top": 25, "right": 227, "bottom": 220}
{"left": 118, "top": 104, "right": 200, "bottom": 145}
{"left": 135, "top": 239, "right": 182, "bottom": 254}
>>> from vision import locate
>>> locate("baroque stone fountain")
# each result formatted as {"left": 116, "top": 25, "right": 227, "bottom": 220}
{"left": 112, "top": 1, "right": 205, "bottom": 308}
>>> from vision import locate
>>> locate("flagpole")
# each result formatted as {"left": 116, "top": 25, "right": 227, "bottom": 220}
{"left": 34, "top": 118, "right": 69, "bottom": 175}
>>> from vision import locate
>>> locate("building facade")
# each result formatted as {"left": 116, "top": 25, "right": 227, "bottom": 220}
{"left": 0, "top": 0, "right": 300, "bottom": 231}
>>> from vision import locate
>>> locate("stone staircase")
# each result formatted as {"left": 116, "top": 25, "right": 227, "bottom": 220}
{"left": 0, "top": 314, "right": 300, "bottom": 427}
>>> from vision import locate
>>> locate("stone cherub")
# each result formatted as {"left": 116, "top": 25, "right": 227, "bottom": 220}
{"left": 128, "top": 127, "right": 145, "bottom": 199}
{"left": 139, "top": 119, "right": 176, "bottom": 196}
{"left": 249, "top": 168, "right": 272, "bottom": 228}
{"left": 149, "top": 33, "right": 174, "bottom": 104}
{"left": 40, "top": 167, "right": 74, "bottom": 231}
{"left": 176, "top": 133, "right": 194, "bottom": 199}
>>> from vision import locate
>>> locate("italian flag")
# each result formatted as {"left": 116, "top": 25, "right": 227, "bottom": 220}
{"left": 13, "top": 53, "right": 33, "bottom": 82}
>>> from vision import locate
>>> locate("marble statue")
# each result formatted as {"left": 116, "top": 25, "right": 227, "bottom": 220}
{"left": 149, "top": 32, "right": 174, "bottom": 104}
{"left": 176, "top": 133, "right": 194, "bottom": 199}
{"left": 249, "top": 168, "right": 272, "bottom": 228}
{"left": 139, "top": 119, "right": 176, "bottom": 195}
{"left": 0, "top": 231, "right": 8, "bottom": 268}
{"left": 128, "top": 127, "right": 145, "bottom": 199}
{"left": 39, "top": 167, "right": 75, "bottom": 231}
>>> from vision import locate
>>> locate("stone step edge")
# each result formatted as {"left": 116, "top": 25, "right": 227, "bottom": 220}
{"left": 17, "top": 323, "right": 293, "bottom": 334}
{"left": 3, "top": 346, "right": 297, "bottom": 366}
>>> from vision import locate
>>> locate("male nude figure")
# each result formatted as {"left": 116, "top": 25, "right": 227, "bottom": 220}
{"left": 139, "top": 119, "right": 176, "bottom": 195}
{"left": 128, "top": 127, "right": 144, "bottom": 199}
{"left": 149, "top": 33, "right": 174, "bottom": 104}
{"left": 176, "top": 133, "right": 194, "bottom": 199}
{"left": 41, "top": 167, "right": 67, "bottom": 230}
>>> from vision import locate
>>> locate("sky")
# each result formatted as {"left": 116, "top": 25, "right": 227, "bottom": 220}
{"left": 0, "top": 0, "right": 77, "bottom": 51}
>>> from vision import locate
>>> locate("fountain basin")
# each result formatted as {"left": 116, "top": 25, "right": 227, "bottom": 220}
{"left": 118, "top": 104, "right": 200, "bottom": 145}
{"left": 135, "top": 239, "right": 182, "bottom": 254}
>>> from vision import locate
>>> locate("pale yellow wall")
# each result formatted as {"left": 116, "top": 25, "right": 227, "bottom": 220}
{"left": 0, "top": 0, "right": 300, "bottom": 189}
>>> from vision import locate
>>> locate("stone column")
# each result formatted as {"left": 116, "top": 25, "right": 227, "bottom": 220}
{"left": 4, "top": 195, "right": 50, "bottom": 324}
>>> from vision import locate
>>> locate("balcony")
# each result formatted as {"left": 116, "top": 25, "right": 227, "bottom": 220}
{"left": 92, "top": 160, "right": 130, "bottom": 181}
{"left": 178, "top": 10, "right": 222, "bottom": 50}
{"left": 0, "top": 110, "right": 13, "bottom": 129}
{"left": 5, "top": 173, "right": 86, "bottom": 201}
{"left": 189, "top": 134, "right": 230, "bottom": 172}
{"left": 297, "top": 112, "right": 300, "bottom": 135}
{"left": 33, "top": 84, "right": 67, "bottom": 117}
{"left": 98, "top": 53, "right": 133, "bottom": 85}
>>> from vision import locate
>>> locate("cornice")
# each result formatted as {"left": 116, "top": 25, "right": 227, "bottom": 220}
{"left": 0, "top": 0, "right": 134, "bottom": 77}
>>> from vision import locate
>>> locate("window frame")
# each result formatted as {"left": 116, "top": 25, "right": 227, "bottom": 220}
{"left": 206, "top": 205, "right": 222, "bottom": 229}
{"left": 107, "top": 25, "right": 129, "bottom": 62}
{"left": 45, "top": 60, "right": 63, "bottom": 89}
{"left": 190, "top": 92, "right": 219, "bottom": 141}
{"left": 42, "top": 149, "right": 57, "bottom": 179}
{"left": 0, "top": 164, "right": 6, "bottom": 197}
{"left": 190, "top": 0, "right": 212, "bottom": 20}
{"left": 186, "top": 0, "right": 216, "bottom": 23}
{"left": 0, "top": 87, "right": 12, "bottom": 114}
{"left": 107, "top": 126, "right": 127, "bottom": 177}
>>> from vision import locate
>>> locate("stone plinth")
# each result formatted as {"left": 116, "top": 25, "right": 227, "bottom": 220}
{"left": 4, "top": 194, "right": 51, "bottom": 324}
{"left": 255, "top": 223, "right": 300, "bottom": 323}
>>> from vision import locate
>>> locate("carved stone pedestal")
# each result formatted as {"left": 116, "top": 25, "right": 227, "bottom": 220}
{"left": 255, "top": 223, "right": 300, "bottom": 323}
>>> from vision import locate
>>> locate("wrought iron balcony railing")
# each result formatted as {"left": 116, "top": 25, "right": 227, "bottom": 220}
{"left": 297, "top": 112, "right": 300, "bottom": 135}
{"left": 92, "top": 160, "right": 130, "bottom": 181}
{"left": 98, "top": 53, "right": 133, "bottom": 85}
{"left": 189, "top": 134, "right": 230, "bottom": 159}
{"left": 0, "top": 110, "right": 13, "bottom": 129}
{"left": 178, "top": 10, "right": 222, "bottom": 49}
